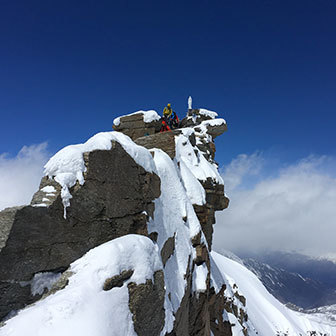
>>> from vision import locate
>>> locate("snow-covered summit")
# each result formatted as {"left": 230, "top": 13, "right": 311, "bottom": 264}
{"left": 2, "top": 103, "right": 333, "bottom": 336}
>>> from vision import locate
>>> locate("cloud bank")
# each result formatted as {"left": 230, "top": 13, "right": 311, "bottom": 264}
{"left": 214, "top": 153, "right": 336, "bottom": 259}
{"left": 0, "top": 143, "right": 50, "bottom": 211}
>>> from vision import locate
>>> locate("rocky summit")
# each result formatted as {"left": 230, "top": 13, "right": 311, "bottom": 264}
{"left": 1, "top": 106, "right": 335, "bottom": 336}
{"left": 0, "top": 106, "right": 233, "bottom": 335}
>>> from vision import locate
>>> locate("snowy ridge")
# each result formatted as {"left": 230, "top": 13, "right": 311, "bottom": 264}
{"left": 211, "top": 251, "right": 336, "bottom": 336}
{"left": 2, "top": 106, "right": 334, "bottom": 336}
{"left": 147, "top": 148, "right": 207, "bottom": 333}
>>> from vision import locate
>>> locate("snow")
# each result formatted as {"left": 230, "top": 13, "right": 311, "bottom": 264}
{"left": 192, "top": 263, "right": 208, "bottom": 293}
{"left": 40, "top": 186, "right": 56, "bottom": 193}
{"left": 30, "top": 272, "right": 62, "bottom": 296}
{"left": 175, "top": 133, "right": 223, "bottom": 184}
{"left": 198, "top": 108, "right": 218, "bottom": 119}
{"left": 113, "top": 110, "right": 161, "bottom": 126}
{"left": 147, "top": 148, "right": 207, "bottom": 334}
{"left": 32, "top": 203, "right": 47, "bottom": 207}
{"left": 202, "top": 118, "right": 226, "bottom": 127}
{"left": 179, "top": 160, "right": 206, "bottom": 205}
{"left": 0, "top": 235, "right": 162, "bottom": 336}
{"left": 211, "top": 251, "right": 336, "bottom": 336}
{"left": 44, "top": 131, "right": 156, "bottom": 218}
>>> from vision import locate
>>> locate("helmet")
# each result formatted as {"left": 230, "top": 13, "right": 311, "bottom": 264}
{"left": 167, "top": 103, "right": 171, "bottom": 107}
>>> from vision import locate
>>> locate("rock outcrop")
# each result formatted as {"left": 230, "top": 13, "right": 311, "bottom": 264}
{"left": 0, "top": 141, "right": 160, "bottom": 320}
{"left": 0, "top": 104, "right": 233, "bottom": 336}
{"left": 113, "top": 111, "right": 162, "bottom": 140}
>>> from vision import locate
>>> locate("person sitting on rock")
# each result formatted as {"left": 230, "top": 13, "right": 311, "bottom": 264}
{"left": 162, "top": 103, "right": 179, "bottom": 130}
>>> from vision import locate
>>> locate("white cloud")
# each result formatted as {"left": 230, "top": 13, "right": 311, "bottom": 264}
{"left": 0, "top": 143, "right": 50, "bottom": 211}
{"left": 214, "top": 153, "right": 336, "bottom": 259}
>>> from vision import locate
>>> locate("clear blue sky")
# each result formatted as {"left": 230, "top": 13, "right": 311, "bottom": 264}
{"left": 1, "top": 0, "right": 335, "bottom": 166}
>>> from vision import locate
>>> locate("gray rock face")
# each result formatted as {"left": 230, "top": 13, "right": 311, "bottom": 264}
{"left": 113, "top": 113, "right": 162, "bottom": 140}
{"left": 128, "top": 270, "right": 165, "bottom": 336}
{"left": 103, "top": 269, "right": 134, "bottom": 291}
{"left": 0, "top": 141, "right": 160, "bottom": 320}
{"left": 135, "top": 131, "right": 176, "bottom": 159}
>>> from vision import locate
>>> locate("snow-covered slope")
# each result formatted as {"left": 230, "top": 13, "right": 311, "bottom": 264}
{"left": 1, "top": 105, "right": 335, "bottom": 336}
{"left": 212, "top": 251, "right": 336, "bottom": 336}
{"left": 1, "top": 235, "right": 162, "bottom": 336}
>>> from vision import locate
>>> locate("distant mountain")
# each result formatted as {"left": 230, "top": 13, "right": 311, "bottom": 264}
{"left": 212, "top": 251, "right": 336, "bottom": 335}
{"left": 305, "top": 304, "right": 336, "bottom": 323}
{"left": 242, "top": 257, "right": 336, "bottom": 309}
{"left": 257, "top": 251, "right": 336, "bottom": 289}
{"left": 220, "top": 250, "right": 336, "bottom": 309}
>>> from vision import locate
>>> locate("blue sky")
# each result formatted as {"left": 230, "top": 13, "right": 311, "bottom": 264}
{"left": 1, "top": 1, "right": 336, "bottom": 257}
{"left": 1, "top": 0, "right": 336, "bottom": 166}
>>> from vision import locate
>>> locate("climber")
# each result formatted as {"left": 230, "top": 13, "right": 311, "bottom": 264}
{"left": 161, "top": 103, "right": 179, "bottom": 132}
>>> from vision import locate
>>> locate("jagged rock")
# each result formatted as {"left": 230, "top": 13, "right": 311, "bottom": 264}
{"left": 189, "top": 292, "right": 211, "bottom": 336}
{"left": 135, "top": 131, "right": 176, "bottom": 159}
{"left": 128, "top": 270, "right": 165, "bottom": 336}
{"left": 180, "top": 109, "right": 213, "bottom": 128}
{"left": 191, "top": 231, "right": 202, "bottom": 247}
{"left": 195, "top": 244, "right": 209, "bottom": 266}
{"left": 205, "top": 122, "right": 227, "bottom": 139}
{"left": 0, "top": 206, "right": 23, "bottom": 251}
{"left": 113, "top": 113, "right": 162, "bottom": 140}
{"left": 1, "top": 106, "right": 233, "bottom": 335}
{"left": 200, "top": 178, "right": 229, "bottom": 212}
{"left": 209, "top": 286, "right": 233, "bottom": 336}
{"left": 166, "top": 258, "right": 192, "bottom": 336}
{"left": 30, "top": 177, "right": 61, "bottom": 206}
{"left": 234, "top": 291, "right": 247, "bottom": 307}
{"left": 0, "top": 142, "right": 160, "bottom": 320}
{"left": 161, "top": 235, "right": 175, "bottom": 266}
{"left": 193, "top": 204, "right": 215, "bottom": 250}
{"left": 43, "top": 270, "right": 74, "bottom": 298}
{"left": 103, "top": 270, "right": 134, "bottom": 291}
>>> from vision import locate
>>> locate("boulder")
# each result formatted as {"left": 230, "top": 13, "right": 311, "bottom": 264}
{"left": 0, "top": 142, "right": 160, "bottom": 320}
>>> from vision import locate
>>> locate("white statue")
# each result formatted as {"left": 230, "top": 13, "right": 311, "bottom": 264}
{"left": 188, "top": 96, "right": 192, "bottom": 110}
